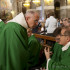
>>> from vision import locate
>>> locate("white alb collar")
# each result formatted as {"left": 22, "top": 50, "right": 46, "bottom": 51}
{"left": 7, "top": 12, "right": 28, "bottom": 29}
{"left": 62, "top": 42, "right": 70, "bottom": 51}
{"left": 31, "top": 33, "right": 34, "bottom": 36}
{"left": 0, "top": 19, "right": 2, "bottom": 22}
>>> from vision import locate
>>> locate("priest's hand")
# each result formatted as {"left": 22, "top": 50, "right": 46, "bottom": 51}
{"left": 44, "top": 47, "right": 50, "bottom": 60}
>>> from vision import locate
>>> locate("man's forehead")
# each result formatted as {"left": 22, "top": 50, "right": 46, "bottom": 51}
{"left": 34, "top": 13, "right": 39, "bottom": 18}
{"left": 61, "top": 29, "right": 66, "bottom": 34}
{"left": 29, "top": 13, "right": 39, "bottom": 20}
{"left": 29, "top": 14, "right": 34, "bottom": 19}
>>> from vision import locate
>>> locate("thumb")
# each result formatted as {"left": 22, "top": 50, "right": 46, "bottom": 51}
{"left": 48, "top": 47, "right": 50, "bottom": 52}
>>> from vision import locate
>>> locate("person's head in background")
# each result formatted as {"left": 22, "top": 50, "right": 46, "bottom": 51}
{"left": 59, "top": 26, "right": 70, "bottom": 46}
{"left": 57, "top": 18, "right": 60, "bottom": 22}
{"left": 67, "top": 18, "right": 70, "bottom": 26}
{"left": 24, "top": 11, "right": 39, "bottom": 29}
{"left": 62, "top": 18, "right": 70, "bottom": 26}
{"left": 49, "top": 12, "right": 55, "bottom": 17}
{"left": 68, "top": 18, "right": 70, "bottom": 22}
{"left": 53, "top": 27, "right": 61, "bottom": 43}
{"left": 60, "top": 19, "right": 63, "bottom": 25}
{"left": 46, "top": 13, "right": 50, "bottom": 19}
{"left": 27, "top": 28, "right": 32, "bottom": 37}
{"left": 63, "top": 18, "right": 68, "bottom": 26}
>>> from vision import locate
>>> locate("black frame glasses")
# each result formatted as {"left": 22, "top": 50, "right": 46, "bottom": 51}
{"left": 34, "top": 20, "right": 38, "bottom": 23}
{"left": 60, "top": 34, "right": 68, "bottom": 36}
{"left": 55, "top": 38, "right": 60, "bottom": 40}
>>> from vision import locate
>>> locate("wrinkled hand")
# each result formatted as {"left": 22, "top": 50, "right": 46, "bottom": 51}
{"left": 44, "top": 47, "right": 50, "bottom": 60}
{"left": 42, "top": 67, "right": 46, "bottom": 70}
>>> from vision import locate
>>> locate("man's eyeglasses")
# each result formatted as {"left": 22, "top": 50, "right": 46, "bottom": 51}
{"left": 34, "top": 20, "right": 38, "bottom": 23}
{"left": 60, "top": 34, "right": 68, "bottom": 36}
{"left": 55, "top": 38, "right": 60, "bottom": 41}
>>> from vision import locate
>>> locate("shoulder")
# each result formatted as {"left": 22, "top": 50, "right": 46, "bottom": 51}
{"left": 29, "top": 35, "right": 36, "bottom": 40}
{"left": 46, "top": 18, "right": 50, "bottom": 21}
{"left": 5, "top": 22, "right": 23, "bottom": 29}
{"left": 4, "top": 22, "right": 26, "bottom": 33}
{"left": 29, "top": 35, "right": 38, "bottom": 42}
{"left": 54, "top": 43, "right": 63, "bottom": 49}
{"left": 53, "top": 18, "right": 57, "bottom": 21}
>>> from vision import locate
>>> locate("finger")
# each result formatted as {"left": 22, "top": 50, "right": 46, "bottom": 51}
{"left": 48, "top": 47, "right": 50, "bottom": 52}
{"left": 44, "top": 47, "right": 46, "bottom": 52}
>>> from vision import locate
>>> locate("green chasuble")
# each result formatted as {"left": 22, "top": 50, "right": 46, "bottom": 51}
{"left": 43, "top": 43, "right": 63, "bottom": 69}
{"left": 0, "top": 22, "right": 29, "bottom": 70}
{"left": 0, "top": 20, "right": 5, "bottom": 32}
{"left": 28, "top": 35, "right": 42, "bottom": 68}
{"left": 48, "top": 43, "right": 70, "bottom": 70}
{"left": 51, "top": 43, "right": 63, "bottom": 62}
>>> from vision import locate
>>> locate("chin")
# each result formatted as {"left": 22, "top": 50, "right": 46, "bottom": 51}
{"left": 29, "top": 26, "right": 32, "bottom": 28}
{"left": 31, "top": 27, "right": 34, "bottom": 29}
{"left": 59, "top": 42, "right": 62, "bottom": 45}
{"left": 33, "top": 26, "right": 36, "bottom": 28}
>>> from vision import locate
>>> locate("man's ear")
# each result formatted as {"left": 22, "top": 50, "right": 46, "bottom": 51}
{"left": 25, "top": 17, "right": 29, "bottom": 21}
{"left": 67, "top": 36, "right": 70, "bottom": 42}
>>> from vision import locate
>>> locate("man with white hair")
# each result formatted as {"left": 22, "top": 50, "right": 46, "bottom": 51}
{"left": 0, "top": 11, "right": 39, "bottom": 70}
{"left": 44, "top": 26, "right": 70, "bottom": 70}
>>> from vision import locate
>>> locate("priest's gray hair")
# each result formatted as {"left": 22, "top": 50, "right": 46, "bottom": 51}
{"left": 25, "top": 10, "right": 39, "bottom": 17}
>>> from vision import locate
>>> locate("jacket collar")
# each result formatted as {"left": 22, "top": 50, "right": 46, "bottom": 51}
{"left": 0, "top": 19, "right": 2, "bottom": 22}
{"left": 49, "top": 16, "right": 54, "bottom": 18}
{"left": 7, "top": 12, "right": 28, "bottom": 29}
{"left": 62, "top": 42, "right": 70, "bottom": 51}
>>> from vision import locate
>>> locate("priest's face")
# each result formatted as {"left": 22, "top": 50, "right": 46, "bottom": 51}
{"left": 59, "top": 29, "right": 69, "bottom": 46}
{"left": 26, "top": 13, "right": 39, "bottom": 29}
{"left": 55, "top": 35, "right": 60, "bottom": 43}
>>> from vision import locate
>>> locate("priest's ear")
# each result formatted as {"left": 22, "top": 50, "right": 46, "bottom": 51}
{"left": 65, "top": 30, "right": 70, "bottom": 42}
{"left": 67, "top": 36, "right": 70, "bottom": 42}
{"left": 25, "top": 16, "right": 30, "bottom": 22}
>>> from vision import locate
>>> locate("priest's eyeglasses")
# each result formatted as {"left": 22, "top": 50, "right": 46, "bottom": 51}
{"left": 55, "top": 38, "right": 60, "bottom": 40}
{"left": 60, "top": 34, "right": 68, "bottom": 36}
{"left": 34, "top": 20, "right": 38, "bottom": 23}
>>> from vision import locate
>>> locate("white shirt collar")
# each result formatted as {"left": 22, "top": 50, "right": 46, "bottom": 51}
{"left": 7, "top": 12, "right": 28, "bottom": 29}
{"left": 62, "top": 42, "right": 70, "bottom": 51}
{"left": 49, "top": 16, "right": 54, "bottom": 18}
{"left": 0, "top": 19, "right": 2, "bottom": 22}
